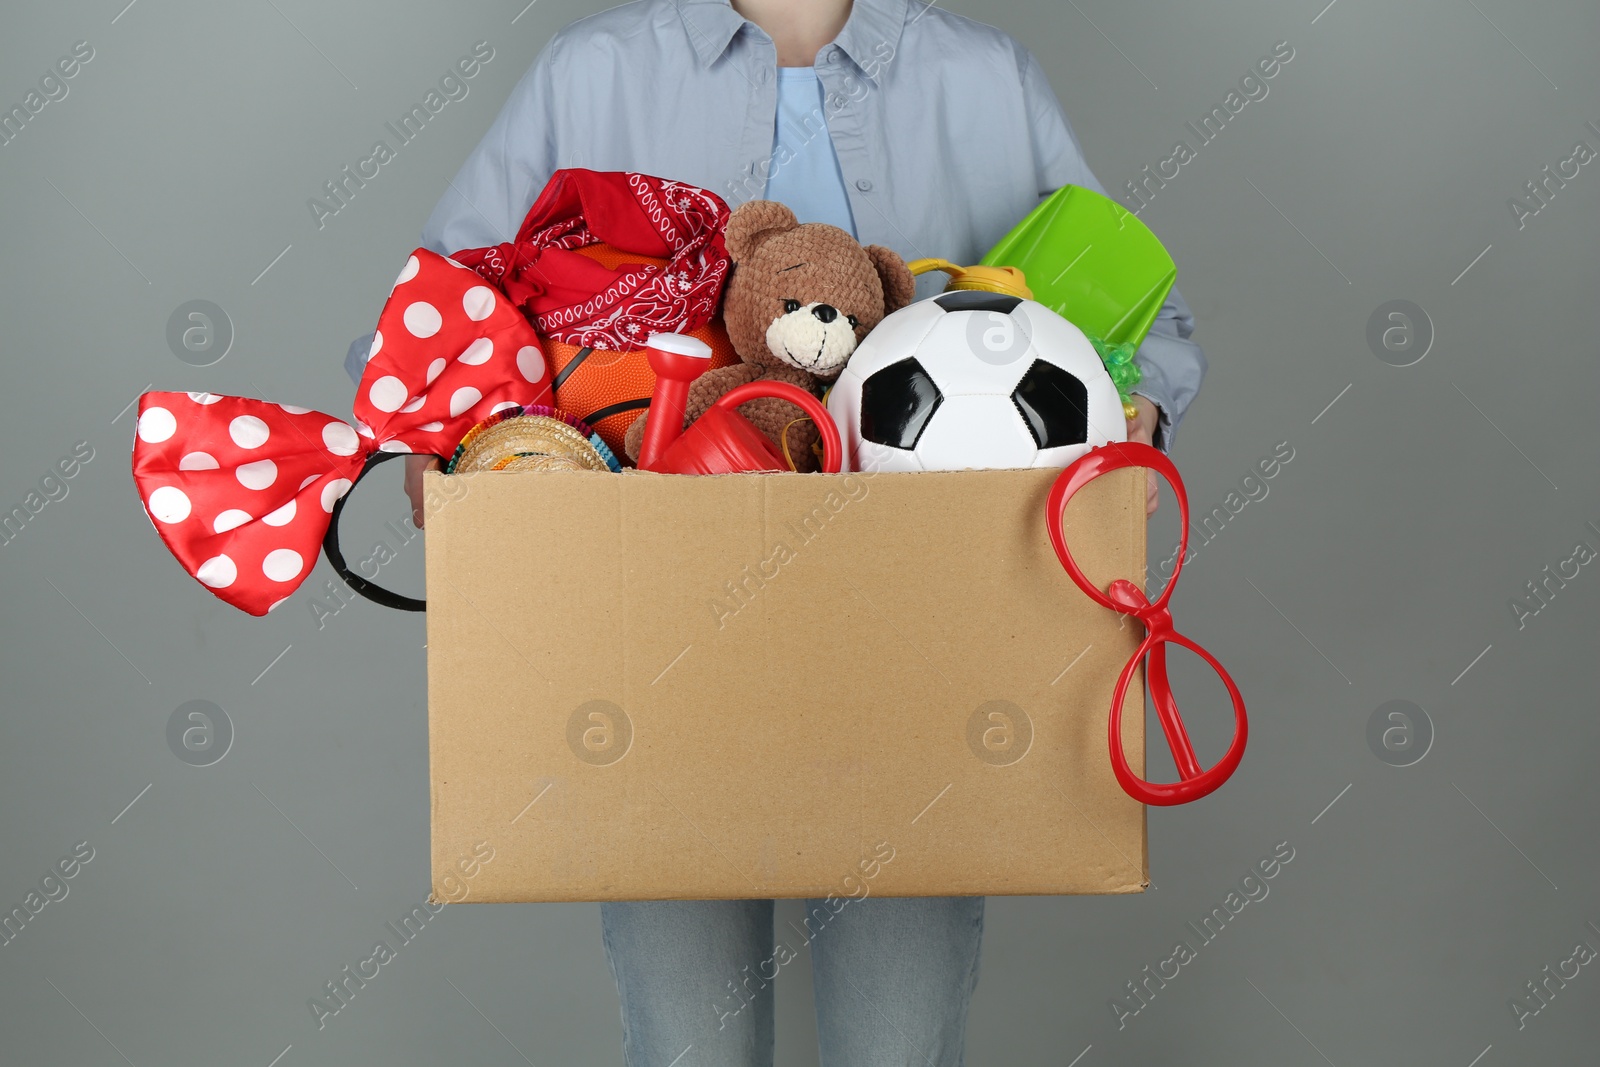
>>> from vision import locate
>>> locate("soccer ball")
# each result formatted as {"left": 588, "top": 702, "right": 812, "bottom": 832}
{"left": 826, "top": 290, "right": 1126, "bottom": 472}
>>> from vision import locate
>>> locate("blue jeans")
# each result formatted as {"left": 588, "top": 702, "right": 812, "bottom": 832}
{"left": 599, "top": 896, "right": 986, "bottom": 1066}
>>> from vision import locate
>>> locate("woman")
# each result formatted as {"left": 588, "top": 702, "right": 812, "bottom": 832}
{"left": 362, "top": 2, "right": 1206, "bottom": 1063}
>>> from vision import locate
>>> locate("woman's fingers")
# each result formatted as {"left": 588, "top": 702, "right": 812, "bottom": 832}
{"left": 405, "top": 455, "right": 443, "bottom": 528}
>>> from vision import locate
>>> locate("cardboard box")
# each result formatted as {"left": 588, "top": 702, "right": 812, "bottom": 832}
{"left": 425, "top": 466, "right": 1147, "bottom": 902}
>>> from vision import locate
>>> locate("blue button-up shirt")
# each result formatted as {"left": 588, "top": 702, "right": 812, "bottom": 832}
{"left": 349, "top": 0, "right": 1206, "bottom": 448}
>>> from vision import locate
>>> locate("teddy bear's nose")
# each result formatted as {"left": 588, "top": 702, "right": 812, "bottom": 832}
{"left": 811, "top": 304, "right": 839, "bottom": 324}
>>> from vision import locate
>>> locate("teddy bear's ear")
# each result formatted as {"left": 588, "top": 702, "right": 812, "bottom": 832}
{"left": 864, "top": 245, "right": 918, "bottom": 315}
{"left": 724, "top": 200, "right": 799, "bottom": 263}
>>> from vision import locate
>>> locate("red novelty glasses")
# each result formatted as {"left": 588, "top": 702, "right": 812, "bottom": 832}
{"left": 1045, "top": 442, "right": 1248, "bottom": 806}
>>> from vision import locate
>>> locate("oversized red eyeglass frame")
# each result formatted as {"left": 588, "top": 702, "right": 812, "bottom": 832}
{"left": 1045, "top": 442, "right": 1249, "bottom": 806}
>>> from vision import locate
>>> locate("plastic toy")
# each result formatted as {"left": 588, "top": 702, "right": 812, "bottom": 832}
{"left": 1047, "top": 442, "right": 1248, "bottom": 805}
{"left": 980, "top": 183, "right": 1176, "bottom": 352}
{"left": 906, "top": 259, "right": 1032, "bottom": 300}
{"left": 826, "top": 281, "right": 1125, "bottom": 473}
{"left": 625, "top": 199, "right": 915, "bottom": 472}
{"left": 634, "top": 334, "right": 841, "bottom": 475}
{"left": 131, "top": 247, "right": 553, "bottom": 616}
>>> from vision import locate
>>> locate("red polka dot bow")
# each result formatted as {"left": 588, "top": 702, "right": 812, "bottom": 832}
{"left": 131, "top": 249, "right": 554, "bottom": 616}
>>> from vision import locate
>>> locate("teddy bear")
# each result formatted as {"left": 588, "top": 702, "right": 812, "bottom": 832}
{"left": 624, "top": 199, "right": 917, "bottom": 471}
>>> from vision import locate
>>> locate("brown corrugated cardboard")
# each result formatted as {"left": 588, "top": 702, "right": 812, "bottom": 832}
{"left": 425, "top": 466, "right": 1147, "bottom": 902}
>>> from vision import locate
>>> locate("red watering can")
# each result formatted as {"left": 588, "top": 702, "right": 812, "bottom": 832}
{"left": 635, "top": 333, "right": 842, "bottom": 475}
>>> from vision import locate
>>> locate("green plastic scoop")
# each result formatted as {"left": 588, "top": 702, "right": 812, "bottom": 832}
{"left": 980, "top": 184, "right": 1176, "bottom": 350}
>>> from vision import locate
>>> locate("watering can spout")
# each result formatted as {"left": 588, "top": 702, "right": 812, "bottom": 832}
{"left": 637, "top": 333, "right": 714, "bottom": 471}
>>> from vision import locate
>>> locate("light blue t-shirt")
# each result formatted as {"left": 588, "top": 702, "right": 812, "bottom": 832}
{"left": 762, "top": 66, "right": 857, "bottom": 236}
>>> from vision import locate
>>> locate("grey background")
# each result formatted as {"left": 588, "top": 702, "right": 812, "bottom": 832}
{"left": 2, "top": 0, "right": 1597, "bottom": 1064}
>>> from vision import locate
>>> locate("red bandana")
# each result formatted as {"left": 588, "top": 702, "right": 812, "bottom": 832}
{"left": 451, "top": 169, "right": 731, "bottom": 350}
{"left": 131, "top": 249, "right": 554, "bottom": 616}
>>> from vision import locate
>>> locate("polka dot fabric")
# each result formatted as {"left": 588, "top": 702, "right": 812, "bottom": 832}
{"left": 133, "top": 391, "right": 366, "bottom": 615}
{"left": 131, "top": 248, "right": 554, "bottom": 616}
{"left": 355, "top": 250, "right": 554, "bottom": 453}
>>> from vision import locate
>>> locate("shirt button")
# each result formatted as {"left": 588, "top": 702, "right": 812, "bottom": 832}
{"left": 856, "top": 179, "right": 873, "bottom": 192}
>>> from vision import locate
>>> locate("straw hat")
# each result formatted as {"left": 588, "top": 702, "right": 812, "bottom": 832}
{"left": 446, "top": 406, "right": 621, "bottom": 474}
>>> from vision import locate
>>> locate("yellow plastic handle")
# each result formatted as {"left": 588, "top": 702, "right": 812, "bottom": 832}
{"left": 907, "top": 258, "right": 1033, "bottom": 300}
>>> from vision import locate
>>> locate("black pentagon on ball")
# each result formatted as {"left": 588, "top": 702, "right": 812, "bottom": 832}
{"left": 933, "top": 290, "right": 1024, "bottom": 314}
{"left": 860, "top": 358, "right": 943, "bottom": 450}
{"left": 1011, "top": 359, "right": 1088, "bottom": 450}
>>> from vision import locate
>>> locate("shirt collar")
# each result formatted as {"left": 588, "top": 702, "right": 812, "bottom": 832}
{"left": 831, "top": 0, "right": 909, "bottom": 80}
{"left": 673, "top": 0, "right": 909, "bottom": 78}
{"left": 674, "top": 0, "right": 745, "bottom": 67}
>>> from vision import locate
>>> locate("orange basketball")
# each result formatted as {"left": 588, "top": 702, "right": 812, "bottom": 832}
{"left": 541, "top": 244, "right": 741, "bottom": 457}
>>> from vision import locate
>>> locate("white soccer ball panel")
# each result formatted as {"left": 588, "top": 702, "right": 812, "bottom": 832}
{"left": 1021, "top": 300, "right": 1116, "bottom": 387}
{"left": 854, "top": 438, "right": 924, "bottom": 473}
{"left": 840, "top": 299, "right": 948, "bottom": 381}
{"left": 1081, "top": 376, "right": 1130, "bottom": 449}
{"left": 915, "top": 394, "right": 1038, "bottom": 470}
{"left": 826, "top": 366, "right": 864, "bottom": 471}
{"left": 910, "top": 309, "right": 1035, "bottom": 395}
{"left": 1032, "top": 441, "right": 1097, "bottom": 468}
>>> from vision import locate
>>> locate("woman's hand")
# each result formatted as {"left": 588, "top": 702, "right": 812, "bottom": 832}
{"left": 405, "top": 455, "right": 443, "bottom": 528}
{"left": 1125, "top": 396, "right": 1160, "bottom": 517}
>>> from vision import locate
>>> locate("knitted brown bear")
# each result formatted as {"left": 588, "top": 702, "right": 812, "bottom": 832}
{"left": 624, "top": 200, "right": 917, "bottom": 471}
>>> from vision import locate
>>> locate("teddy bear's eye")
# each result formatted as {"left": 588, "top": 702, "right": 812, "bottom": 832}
{"left": 847, "top": 314, "right": 860, "bottom": 329}
{"left": 783, "top": 299, "right": 801, "bottom": 314}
